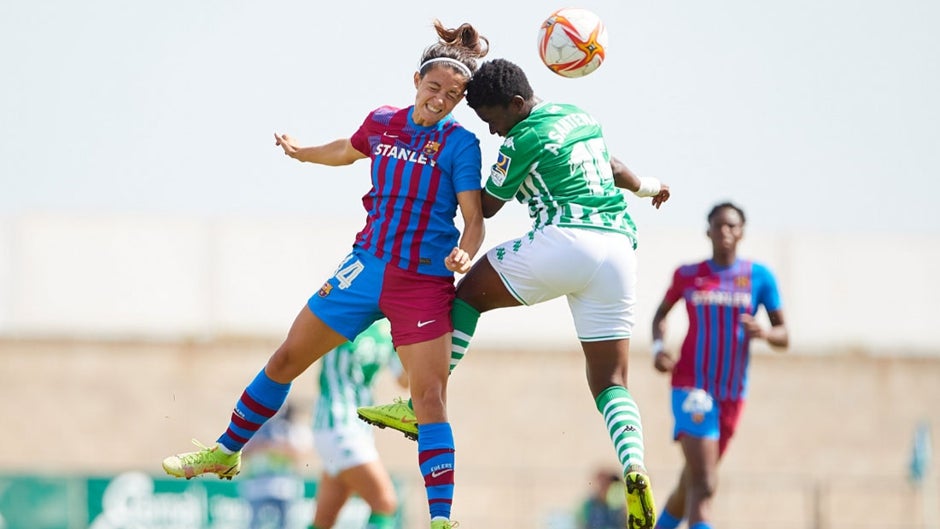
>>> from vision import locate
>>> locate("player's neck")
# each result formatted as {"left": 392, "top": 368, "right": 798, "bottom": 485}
{"left": 711, "top": 252, "right": 737, "bottom": 267}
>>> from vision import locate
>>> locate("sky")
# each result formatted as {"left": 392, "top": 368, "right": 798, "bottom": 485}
{"left": 1, "top": 0, "right": 938, "bottom": 236}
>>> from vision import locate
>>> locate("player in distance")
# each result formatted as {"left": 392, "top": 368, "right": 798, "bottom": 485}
{"left": 650, "top": 202, "right": 789, "bottom": 529}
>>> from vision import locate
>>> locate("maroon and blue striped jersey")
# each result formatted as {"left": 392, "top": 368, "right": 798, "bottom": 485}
{"left": 349, "top": 106, "right": 482, "bottom": 277}
{"left": 665, "top": 259, "right": 782, "bottom": 400}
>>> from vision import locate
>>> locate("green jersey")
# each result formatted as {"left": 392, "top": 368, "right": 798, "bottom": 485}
{"left": 484, "top": 101, "right": 637, "bottom": 247}
{"left": 313, "top": 319, "right": 400, "bottom": 430}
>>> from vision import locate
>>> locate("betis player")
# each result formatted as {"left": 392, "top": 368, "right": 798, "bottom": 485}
{"left": 650, "top": 202, "right": 789, "bottom": 529}
{"left": 358, "top": 58, "right": 670, "bottom": 529}
{"left": 311, "top": 319, "right": 407, "bottom": 529}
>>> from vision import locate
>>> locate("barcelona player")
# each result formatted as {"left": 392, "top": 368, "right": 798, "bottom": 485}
{"left": 651, "top": 202, "right": 790, "bottom": 529}
{"left": 162, "top": 19, "right": 490, "bottom": 529}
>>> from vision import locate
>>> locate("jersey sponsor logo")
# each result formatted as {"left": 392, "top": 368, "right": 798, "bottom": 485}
{"left": 373, "top": 143, "right": 437, "bottom": 167}
{"left": 502, "top": 137, "right": 516, "bottom": 151}
{"left": 417, "top": 319, "right": 436, "bottom": 328}
{"left": 318, "top": 282, "right": 333, "bottom": 298}
{"left": 490, "top": 152, "right": 511, "bottom": 186}
{"left": 690, "top": 289, "right": 751, "bottom": 309}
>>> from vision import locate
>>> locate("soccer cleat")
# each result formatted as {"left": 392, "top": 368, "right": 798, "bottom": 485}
{"left": 625, "top": 465, "right": 656, "bottom": 529}
{"left": 430, "top": 519, "right": 459, "bottom": 529}
{"left": 357, "top": 397, "right": 419, "bottom": 441}
{"left": 162, "top": 439, "right": 241, "bottom": 480}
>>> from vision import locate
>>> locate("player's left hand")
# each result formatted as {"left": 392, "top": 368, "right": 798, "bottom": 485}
{"left": 651, "top": 185, "right": 670, "bottom": 209}
{"left": 739, "top": 314, "right": 766, "bottom": 340}
{"left": 445, "top": 246, "right": 471, "bottom": 274}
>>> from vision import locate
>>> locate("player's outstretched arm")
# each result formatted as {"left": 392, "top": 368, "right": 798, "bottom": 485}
{"left": 610, "top": 156, "right": 671, "bottom": 209}
{"left": 274, "top": 133, "right": 367, "bottom": 166}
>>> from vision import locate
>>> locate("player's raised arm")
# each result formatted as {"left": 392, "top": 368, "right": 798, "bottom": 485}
{"left": 274, "top": 134, "right": 367, "bottom": 166}
{"left": 610, "top": 156, "right": 671, "bottom": 209}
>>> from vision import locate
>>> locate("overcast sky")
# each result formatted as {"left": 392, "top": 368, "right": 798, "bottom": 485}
{"left": 1, "top": 0, "right": 938, "bottom": 236}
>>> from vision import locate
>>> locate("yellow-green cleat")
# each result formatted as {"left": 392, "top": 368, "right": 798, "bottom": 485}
{"left": 162, "top": 439, "right": 241, "bottom": 480}
{"left": 625, "top": 465, "right": 656, "bottom": 529}
{"left": 430, "top": 519, "right": 459, "bottom": 529}
{"left": 357, "top": 397, "right": 419, "bottom": 441}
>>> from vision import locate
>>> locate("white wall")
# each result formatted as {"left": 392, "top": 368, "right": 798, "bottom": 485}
{"left": 1, "top": 213, "right": 937, "bottom": 355}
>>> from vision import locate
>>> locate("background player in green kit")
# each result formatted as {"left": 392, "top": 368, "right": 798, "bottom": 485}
{"left": 359, "top": 58, "right": 670, "bottom": 529}
{"left": 312, "top": 319, "right": 407, "bottom": 529}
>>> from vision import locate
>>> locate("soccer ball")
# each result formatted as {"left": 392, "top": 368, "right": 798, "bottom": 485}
{"left": 537, "top": 8, "right": 608, "bottom": 78}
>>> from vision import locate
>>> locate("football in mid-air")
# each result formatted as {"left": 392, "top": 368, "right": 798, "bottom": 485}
{"left": 537, "top": 8, "right": 608, "bottom": 78}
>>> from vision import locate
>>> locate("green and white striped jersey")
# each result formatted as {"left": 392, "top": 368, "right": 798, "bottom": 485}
{"left": 313, "top": 319, "right": 401, "bottom": 430}
{"left": 484, "top": 101, "right": 637, "bottom": 247}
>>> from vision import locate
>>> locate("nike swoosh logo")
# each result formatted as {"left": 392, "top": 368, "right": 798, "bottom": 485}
{"left": 401, "top": 417, "right": 417, "bottom": 424}
{"left": 430, "top": 468, "right": 453, "bottom": 478}
{"left": 383, "top": 132, "right": 398, "bottom": 138}
{"left": 417, "top": 320, "right": 436, "bottom": 328}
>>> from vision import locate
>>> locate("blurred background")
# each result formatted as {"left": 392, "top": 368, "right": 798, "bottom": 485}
{"left": 1, "top": 1, "right": 938, "bottom": 528}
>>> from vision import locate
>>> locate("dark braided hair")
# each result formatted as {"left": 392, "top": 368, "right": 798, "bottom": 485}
{"left": 465, "top": 59, "right": 534, "bottom": 109}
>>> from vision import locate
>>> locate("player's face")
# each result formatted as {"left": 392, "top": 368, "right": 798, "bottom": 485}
{"left": 412, "top": 66, "right": 467, "bottom": 127}
{"left": 707, "top": 207, "right": 744, "bottom": 254}
{"left": 472, "top": 104, "right": 523, "bottom": 137}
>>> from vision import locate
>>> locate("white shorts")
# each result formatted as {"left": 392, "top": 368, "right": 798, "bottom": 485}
{"left": 485, "top": 225, "right": 636, "bottom": 341}
{"left": 313, "top": 423, "right": 379, "bottom": 476}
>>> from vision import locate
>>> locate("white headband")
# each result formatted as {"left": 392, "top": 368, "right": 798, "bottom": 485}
{"left": 418, "top": 57, "right": 473, "bottom": 78}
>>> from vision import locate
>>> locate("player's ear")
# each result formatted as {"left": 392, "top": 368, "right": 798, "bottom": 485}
{"left": 414, "top": 71, "right": 421, "bottom": 89}
{"left": 510, "top": 95, "right": 526, "bottom": 113}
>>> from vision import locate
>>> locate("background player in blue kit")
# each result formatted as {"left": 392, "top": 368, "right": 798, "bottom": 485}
{"left": 650, "top": 202, "right": 789, "bottom": 529}
{"left": 162, "top": 19, "right": 490, "bottom": 529}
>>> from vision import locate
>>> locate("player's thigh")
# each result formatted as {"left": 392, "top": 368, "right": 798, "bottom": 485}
{"left": 455, "top": 255, "right": 521, "bottom": 312}
{"left": 567, "top": 230, "right": 637, "bottom": 341}
{"left": 313, "top": 425, "right": 380, "bottom": 477}
{"left": 717, "top": 399, "right": 746, "bottom": 458}
{"left": 307, "top": 249, "right": 385, "bottom": 342}
{"left": 484, "top": 225, "right": 597, "bottom": 306}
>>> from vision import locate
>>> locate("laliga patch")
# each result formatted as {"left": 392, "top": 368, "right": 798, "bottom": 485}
{"left": 490, "top": 152, "right": 511, "bottom": 187}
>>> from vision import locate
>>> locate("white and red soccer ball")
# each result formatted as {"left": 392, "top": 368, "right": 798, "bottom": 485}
{"left": 537, "top": 8, "right": 608, "bottom": 78}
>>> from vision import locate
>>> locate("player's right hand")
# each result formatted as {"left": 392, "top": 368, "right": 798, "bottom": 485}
{"left": 274, "top": 132, "right": 300, "bottom": 159}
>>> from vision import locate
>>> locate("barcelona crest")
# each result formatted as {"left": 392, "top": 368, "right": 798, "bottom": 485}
{"left": 317, "top": 282, "right": 333, "bottom": 298}
{"left": 422, "top": 141, "right": 441, "bottom": 156}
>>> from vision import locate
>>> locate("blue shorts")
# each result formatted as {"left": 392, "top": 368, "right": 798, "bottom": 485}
{"left": 308, "top": 247, "right": 455, "bottom": 347}
{"left": 671, "top": 387, "right": 745, "bottom": 455}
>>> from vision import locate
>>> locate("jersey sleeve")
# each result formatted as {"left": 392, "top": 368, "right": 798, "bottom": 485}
{"left": 752, "top": 262, "right": 782, "bottom": 312}
{"left": 350, "top": 107, "right": 394, "bottom": 156}
{"left": 448, "top": 131, "right": 483, "bottom": 194}
{"left": 663, "top": 266, "right": 686, "bottom": 306}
